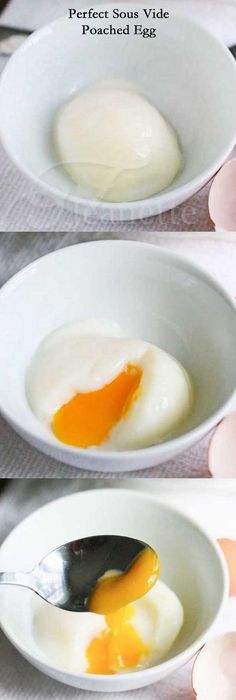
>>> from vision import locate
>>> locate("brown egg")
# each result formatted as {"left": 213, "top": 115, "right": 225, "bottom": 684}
{"left": 209, "top": 159, "right": 236, "bottom": 231}
{"left": 192, "top": 633, "right": 236, "bottom": 700}
{"left": 218, "top": 539, "right": 236, "bottom": 596}
{"left": 208, "top": 414, "right": 236, "bottom": 478}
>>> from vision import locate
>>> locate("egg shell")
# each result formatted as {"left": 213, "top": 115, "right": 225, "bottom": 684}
{"left": 218, "top": 539, "right": 236, "bottom": 596}
{"left": 208, "top": 413, "right": 236, "bottom": 478}
{"left": 209, "top": 159, "right": 236, "bottom": 232}
{"left": 192, "top": 633, "right": 236, "bottom": 700}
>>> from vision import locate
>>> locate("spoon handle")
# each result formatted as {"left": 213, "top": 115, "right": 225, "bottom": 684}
{"left": 0, "top": 572, "right": 31, "bottom": 588}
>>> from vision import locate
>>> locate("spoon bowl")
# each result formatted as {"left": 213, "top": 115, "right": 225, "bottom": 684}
{"left": 0, "top": 534, "right": 150, "bottom": 613}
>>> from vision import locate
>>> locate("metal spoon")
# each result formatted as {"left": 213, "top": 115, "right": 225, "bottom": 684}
{"left": 0, "top": 535, "right": 149, "bottom": 612}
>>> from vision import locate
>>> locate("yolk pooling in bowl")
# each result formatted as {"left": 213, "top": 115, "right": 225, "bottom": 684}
{"left": 86, "top": 605, "right": 150, "bottom": 674}
{"left": 86, "top": 547, "right": 160, "bottom": 674}
{"left": 52, "top": 363, "right": 142, "bottom": 448}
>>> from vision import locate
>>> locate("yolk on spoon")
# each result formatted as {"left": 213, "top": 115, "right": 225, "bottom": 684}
{"left": 88, "top": 547, "right": 160, "bottom": 615}
{"left": 52, "top": 363, "right": 142, "bottom": 448}
{"left": 86, "top": 547, "right": 160, "bottom": 674}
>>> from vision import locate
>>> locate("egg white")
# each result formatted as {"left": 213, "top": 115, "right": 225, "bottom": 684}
{"left": 33, "top": 580, "right": 184, "bottom": 674}
{"left": 54, "top": 80, "right": 182, "bottom": 202}
{"left": 26, "top": 320, "right": 192, "bottom": 449}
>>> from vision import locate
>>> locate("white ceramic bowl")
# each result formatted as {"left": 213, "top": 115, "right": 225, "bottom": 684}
{"left": 0, "top": 7, "right": 236, "bottom": 221}
{"left": 0, "top": 488, "right": 228, "bottom": 691}
{"left": 0, "top": 240, "right": 236, "bottom": 473}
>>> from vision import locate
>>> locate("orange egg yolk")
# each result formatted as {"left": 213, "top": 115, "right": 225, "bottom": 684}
{"left": 52, "top": 363, "right": 142, "bottom": 448}
{"left": 88, "top": 547, "right": 160, "bottom": 615}
{"left": 86, "top": 548, "right": 160, "bottom": 674}
{"left": 86, "top": 605, "right": 150, "bottom": 674}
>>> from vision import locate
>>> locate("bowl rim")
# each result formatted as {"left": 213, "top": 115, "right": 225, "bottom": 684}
{"left": 0, "top": 10, "right": 236, "bottom": 212}
{"left": 0, "top": 239, "right": 236, "bottom": 462}
{"left": 0, "top": 487, "right": 229, "bottom": 684}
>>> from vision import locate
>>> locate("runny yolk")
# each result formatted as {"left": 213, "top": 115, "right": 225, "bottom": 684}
{"left": 86, "top": 548, "right": 160, "bottom": 674}
{"left": 52, "top": 363, "right": 142, "bottom": 448}
{"left": 86, "top": 605, "right": 150, "bottom": 675}
{"left": 88, "top": 547, "right": 160, "bottom": 615}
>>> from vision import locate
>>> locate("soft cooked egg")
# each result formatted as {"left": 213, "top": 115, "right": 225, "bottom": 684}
{"left": 26, "top": 320, "right": 193, "bottom": 450}
{"left": 54, "top": 80, "right": 182, "bottom": 202}
{"left": 33, "top": 580, "right": 184, "bottom": 674}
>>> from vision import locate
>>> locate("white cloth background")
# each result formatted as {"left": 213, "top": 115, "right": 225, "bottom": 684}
{"left": 0, "top": 0, "right": 236, "bottom": 232}
{"left": 0, "top": 231, "right": 236, "bottom": 480}
{"left": 0, "top": 479, "right": 236, "bottom": 700}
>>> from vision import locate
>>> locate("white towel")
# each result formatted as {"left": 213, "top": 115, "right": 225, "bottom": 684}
{"left": 1, "top": 0, "right": 236, "bottom": 45}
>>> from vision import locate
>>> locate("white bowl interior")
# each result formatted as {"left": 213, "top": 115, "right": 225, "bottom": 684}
{"left": 0, "top": 489, "right": 226, "bottom": 681}
{"left": 0, "top": 242, "right": 236, "bottom": 451}
{"left": 1, "top": 8, "right": 236, "bottom": 205}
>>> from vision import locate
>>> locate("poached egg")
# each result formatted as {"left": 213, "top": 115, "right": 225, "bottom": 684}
{"left": 26, "top": 319, "right": 192, "bottom": 450}
{"left": 54, "top": 80, "right": 182, "bottom": 202}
